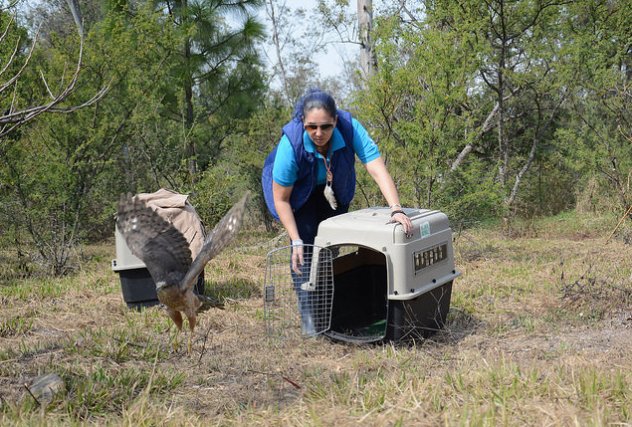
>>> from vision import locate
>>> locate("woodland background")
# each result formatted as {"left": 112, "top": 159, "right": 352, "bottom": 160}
{"left": 1, "top": 0, "right": 631, "bottom": 277}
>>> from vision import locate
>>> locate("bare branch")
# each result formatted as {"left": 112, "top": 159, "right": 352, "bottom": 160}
{"left": 0, "top": 14, "right": 16, "bottom": 50}
{"left": 449, "top": 95, "right": 512, "bottom": 172}
{"left": 266, "top": 0, "right": 291, "bottom": 106}
{"left": 397, "top": 0, "right": 418, "bottom": 23}
{"left": 47, "top": 82, "right": 112, "bottom": 114}
{"left": 39, "top": 69, "right": 56, "bottom": 99}
{"left": 0, "top": 0, "right": 20, "bottom": 12}
{"left": 0, "top": 33, "right": 28, "bottom": 89}
{"left": 0, "top": 2, "right": 108, "bottom": 142}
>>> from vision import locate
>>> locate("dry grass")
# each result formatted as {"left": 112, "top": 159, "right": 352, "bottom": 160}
{"left": 2, "top": 211, "right": 632, "bottom": 426}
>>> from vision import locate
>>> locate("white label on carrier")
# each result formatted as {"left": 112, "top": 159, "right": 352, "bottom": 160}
{"left": 420, "top": 221, "right": 431, "bottom": 238}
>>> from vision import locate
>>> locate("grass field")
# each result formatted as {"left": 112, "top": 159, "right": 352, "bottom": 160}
{"left": 1, "top": 210, "right": 632, "bottom": 426}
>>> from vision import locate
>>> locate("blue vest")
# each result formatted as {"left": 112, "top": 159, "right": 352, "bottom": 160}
{"left": 261, "top": 110, "right": 356, "bottom": 221}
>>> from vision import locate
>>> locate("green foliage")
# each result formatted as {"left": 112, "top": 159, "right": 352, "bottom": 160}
{"left": 4, "top": 0, "right": 632, "bottom": 279}
{"left": 0, "top": 0, "right": 186, "bottom": 274}
{"left": 555, "top": 1, "right": 632, "bottom": 222}
{"left": 355, "top": 0, "right": 600, "bottom": 224}
{"left": 0, "top": 0, "right": 269, "bottom": 276}
{"left": 438, "top": 163, "right": 505, "bottom": 227}
{"left": 153, "top": 0, "right": 267, "bottom": 176}
{"left": 0, "top": 10, "right": 31, "bottom": 114}
{"left": 192, "top": 165, "right": 240, "bottom": 228}
{"left": 356, "top": 7, "right": 484, "bottom": 217}
{"left": 220, "top": 98, "right": 291, "bottom": 230}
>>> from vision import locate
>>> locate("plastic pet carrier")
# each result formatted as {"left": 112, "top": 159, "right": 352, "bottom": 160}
{"left": 263, "top": 207, "right": 461, "bottom": 343}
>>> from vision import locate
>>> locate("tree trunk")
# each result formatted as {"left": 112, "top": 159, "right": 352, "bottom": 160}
{"left": 65, "top": 0, "right": 83, "bottom": 34}
{"left": 183, "top": 0, "right": 197, "bottom": 181}
{"left": 266, "top": 0, "right": 291, "bottom": 108}
{"left": 505, "top": 95, "right": 566, "bottom": 207}
{"left": 497, "top": 0, "right": 508, "bottom": 186}
{"left": 357, "top": 0, "right": 376, "bottom": 80}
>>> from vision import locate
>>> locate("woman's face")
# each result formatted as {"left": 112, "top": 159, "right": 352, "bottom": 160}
{"left": 303, "top": 108, "right": 337, "bottom": 151}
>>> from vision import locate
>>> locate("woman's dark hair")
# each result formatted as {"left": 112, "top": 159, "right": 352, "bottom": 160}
{"left": 293, "top": 87, "right": 337, "bottom": 121}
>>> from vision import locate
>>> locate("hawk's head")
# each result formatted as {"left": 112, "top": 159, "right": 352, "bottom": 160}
{"left": 156, "top": 280, "right": 188, "bottom": 308}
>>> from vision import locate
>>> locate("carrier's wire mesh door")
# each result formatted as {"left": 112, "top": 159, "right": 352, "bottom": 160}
{"left": 264, "top": 245, "right": 334, "bottom": 338}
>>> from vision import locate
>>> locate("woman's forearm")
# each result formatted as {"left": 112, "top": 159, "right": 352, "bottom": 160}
{"left": 273, "top": 182, "right": 301, "bottom": 241}
{"left": 364, "top": 157, "right": 402, "bottom": 208}
{"left": 277, "top": 201, "right": 301, "bottom": 241}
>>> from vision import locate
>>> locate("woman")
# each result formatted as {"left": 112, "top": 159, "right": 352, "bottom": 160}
{"left": 262, "top": 88, "right": 413, "bottom": 272}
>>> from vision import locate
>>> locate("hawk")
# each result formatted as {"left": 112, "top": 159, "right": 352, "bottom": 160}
{"left": 116, "top": 192, "right": 249, "bottom": 354}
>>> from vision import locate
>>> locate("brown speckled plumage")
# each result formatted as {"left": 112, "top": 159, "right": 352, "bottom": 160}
{"left": 116, "top": 192, "right": 249, "bottom": 354}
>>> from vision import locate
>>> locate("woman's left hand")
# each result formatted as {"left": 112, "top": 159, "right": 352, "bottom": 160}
{"left": 390, "top": 212, "right": 414, "bottom": 238}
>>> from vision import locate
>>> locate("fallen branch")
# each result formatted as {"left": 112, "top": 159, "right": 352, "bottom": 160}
{"left": 247, "top": 369, "right": 302, "bottom": 390}
{"left": 23, "top": 383, "right": 40, "bottom": 406}
{"left": 605, "top": 203, "right": 632, "bottom": 244}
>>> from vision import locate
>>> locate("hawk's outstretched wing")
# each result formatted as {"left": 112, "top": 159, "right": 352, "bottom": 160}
{"left": 116, "top": 193, "right": 192, "bottom": 285}
{"left": 179, "top": 192, "right": 250, "bottom": 293}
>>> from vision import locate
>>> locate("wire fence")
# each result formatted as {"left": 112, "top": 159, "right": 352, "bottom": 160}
{"left": 263, "top": 245, "right": 334, "bottom": 339}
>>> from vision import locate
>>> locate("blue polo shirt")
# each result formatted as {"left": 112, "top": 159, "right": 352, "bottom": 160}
{"left": 273, "top": 118, "right": 380, "bottom": 187}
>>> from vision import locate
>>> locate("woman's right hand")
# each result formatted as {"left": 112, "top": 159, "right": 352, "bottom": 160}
{"left": 292, "top": 244, "right": 304, "bottom": 274}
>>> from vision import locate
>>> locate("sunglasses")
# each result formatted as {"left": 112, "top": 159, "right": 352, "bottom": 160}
{"left": 304, "top": 123, "right": 335, "bottom": 131}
